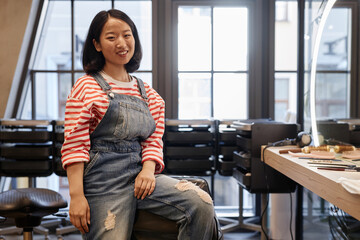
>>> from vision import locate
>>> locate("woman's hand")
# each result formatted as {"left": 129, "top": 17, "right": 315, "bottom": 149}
{"left": 134, "top": 160, "right": 156, "bottom": 200}
{"left": 69, "top": 194, "right": 90, "bottom": 234}
{"left": 66, "top": 162, "right": 89, "bottom": 234}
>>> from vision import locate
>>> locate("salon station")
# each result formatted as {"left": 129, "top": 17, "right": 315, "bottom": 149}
{"left": 1, "top": 0, "right": 360, "bottom": 240}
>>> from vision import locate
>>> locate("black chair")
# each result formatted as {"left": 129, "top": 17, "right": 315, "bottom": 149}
{"left": 132, "top": 176, "right": 223, "bottom": 240}
{"left": 163, "top": 119, "right": 217, "bottom": 195}
{"left": 0, "top": 188, "right": 67, "bottom": 240}
{"left": 0, "top": 119, "right": 68, "bottom": 240}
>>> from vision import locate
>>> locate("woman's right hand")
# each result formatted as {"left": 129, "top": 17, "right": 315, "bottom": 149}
{"left": 69, "top": 194, "right": 91, "bottom": 234}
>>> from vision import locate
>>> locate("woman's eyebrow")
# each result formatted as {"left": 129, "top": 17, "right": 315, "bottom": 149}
{"left": 104, "top": 29, "right": 131, "bottom": 35}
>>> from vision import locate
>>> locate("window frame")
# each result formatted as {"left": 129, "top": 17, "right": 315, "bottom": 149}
{"left": 164, "top": 0, "right": 269, "bottom": 119}
{"left": 173, "top": 2, "right": 252, "bottom": 119}
{"left": 11, "top": 0, "right": 154, "bottom": 119}
{"left": 300, "top": 1, "right": 359, "bottom": 128}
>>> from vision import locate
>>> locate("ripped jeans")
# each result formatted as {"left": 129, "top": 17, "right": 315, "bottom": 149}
{"left": 84, "top": 174, "right": 215, "bottom": 240}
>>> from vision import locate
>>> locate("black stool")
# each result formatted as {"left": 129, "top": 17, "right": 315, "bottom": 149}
{"left": 0, "top": 119, "right": 60, "bottom": 238}
{"left": 0, "top": 188, "right": 67, "bottom": 240}
{"left": 132, "top": 176, "right": 223, "bottom": 240}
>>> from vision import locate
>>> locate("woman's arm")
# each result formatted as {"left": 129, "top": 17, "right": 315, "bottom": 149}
{"left": 67, "top": 162, "right": 90, "bottom": 234}
{"left": 140, "top": 84, "right": 166, "bottom": 173}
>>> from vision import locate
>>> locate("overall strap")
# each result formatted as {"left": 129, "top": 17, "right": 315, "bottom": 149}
{"left": 91, "top": 73, "right": 114, "bottom": 99}
{"left": 133, "top": 76, "right": 149, "bottom": 101}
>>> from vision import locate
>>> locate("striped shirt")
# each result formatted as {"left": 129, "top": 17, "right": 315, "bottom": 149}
{"left": 61, "top": 73, "right": 165, "bottom": 174}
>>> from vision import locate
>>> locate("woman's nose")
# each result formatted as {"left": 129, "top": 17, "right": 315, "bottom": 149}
{"left": 115, "top": 37, "right": 126, "bottom": 48}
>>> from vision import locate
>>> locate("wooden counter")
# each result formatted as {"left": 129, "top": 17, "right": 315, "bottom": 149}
{"left": 263, "top": 146, "right": 360, "bottom": 221}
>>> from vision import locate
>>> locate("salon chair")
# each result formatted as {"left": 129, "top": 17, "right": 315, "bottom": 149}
{"left": 132, "top": 176, "right": 223, "bottom": 240}
{"left": 0, "top": 119, "right": 68, "bottom": 240}
{"left": 0, "top": 188, "right": 67, "bottom": 240}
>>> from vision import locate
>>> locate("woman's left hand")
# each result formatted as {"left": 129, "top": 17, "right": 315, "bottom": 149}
{"left": 134, "top": 161, "right": 156, "bottom": 200}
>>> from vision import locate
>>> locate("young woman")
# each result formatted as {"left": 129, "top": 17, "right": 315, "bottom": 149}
{"left": 61, "top": 9, "right": 218, "bottom": 239}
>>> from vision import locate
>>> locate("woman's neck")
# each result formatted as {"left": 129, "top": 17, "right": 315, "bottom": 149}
{"left": 102, "top": 65, "right": 130, "bottom": 82}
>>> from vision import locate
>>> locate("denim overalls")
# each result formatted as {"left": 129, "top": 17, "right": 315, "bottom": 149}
{"left": 83, "top": 73, "right": 215, "bottom": 240}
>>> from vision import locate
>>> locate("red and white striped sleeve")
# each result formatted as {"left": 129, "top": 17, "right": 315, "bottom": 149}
{"left": 61, "top": 75, "right": 109, "bottom": 169}
{"left": 61, "top": 97, "right": 91, "bottom": 168}
{"left": 140, "top": 82, "right": 165, "bottom": 174}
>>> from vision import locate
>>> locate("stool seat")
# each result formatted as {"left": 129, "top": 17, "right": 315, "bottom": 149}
{"left": 132, "top": 177, "right": 223, "bottom": 240}
{"left": 0, "top": 188, "right": 67, "bottom": 228}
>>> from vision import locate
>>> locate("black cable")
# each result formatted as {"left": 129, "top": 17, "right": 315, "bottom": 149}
{"left": 260, "top": 194, "right": 270, "bottom": 240}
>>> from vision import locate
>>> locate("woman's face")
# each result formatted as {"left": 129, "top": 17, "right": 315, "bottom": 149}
{"left": 93, "top": 17, "right": 135, "bottom": 69}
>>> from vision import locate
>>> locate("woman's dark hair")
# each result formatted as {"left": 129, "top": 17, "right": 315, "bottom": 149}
{"left": 82, "top": 9, "right": 142, "bottom": 74}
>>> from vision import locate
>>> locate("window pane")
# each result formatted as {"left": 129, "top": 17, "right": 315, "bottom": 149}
{"left": 318, "top": 8, "right": 351, "bottom": 71}
{"left": 304, "top": 72, "right": 350, "bottom": 125}
{"left": 19, "top": 82, "right": 32, "bottom": 119}
{"left": 115, "top": 1, "right": 152, "bottom": 71}
{"left": 33, "top": 1, "right": 71, "bottom": 70}
{"left": 275, "top": 1, "right": 298, "bottom": 71}
{"left": 74, "top": 1, "right": 112, "bottom": 70}
{"left": 178, "top": 6, "right": 211, "bottom": 71}
{"left": 305, "top": 5, "right": 351, "bottom": 71}
{"left": 213, "top": 73, "right": 248, "bottom": 119}
{"left": 304, "top": 1, "right": 320, "bottom": 72}
{"left": 34, "top": 72, "right": 72, "bottom": 120}
{"left": 132, "top": 72, "right": 152, "bottom": 88}
{"left": 213, "top": 7, "right": 248, "bottom": 71}
{"left": 274, "top": 73, "right": 297, "bottom": 122}
{"left": 314, "top": 73, "right": 350, "bottom": 119}
{"left": 178, "top": 73, "right": 211, "bottom": 119}
{"left": 58, "top": 73, "right": 73, "bottom": 119}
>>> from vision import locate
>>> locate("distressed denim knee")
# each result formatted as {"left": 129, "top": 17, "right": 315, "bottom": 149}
{"left": 175, "top": 180, "right": 213, "bottom": 205}
{"left": 174, "top": 180, "right": 215, "bottom": 240}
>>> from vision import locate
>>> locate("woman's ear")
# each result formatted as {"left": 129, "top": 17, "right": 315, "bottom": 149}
{"left": 93, "top": 39, "right": 101, "bottom": 52}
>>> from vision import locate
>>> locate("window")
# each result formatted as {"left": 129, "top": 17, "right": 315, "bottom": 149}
{"left": 274, "top": 1, "right": 298, "bottom": 122}
{"left": 175, "top": 2, "right": 254, "bottom": 218}
{"left": 20, "top": 0, "right": 152, "bottom": 120}
{"left": 304, "top": 2, "right": 353, "bottom": 130}
{"left": 177, "top": 5, "right": 249, "bottom": 119}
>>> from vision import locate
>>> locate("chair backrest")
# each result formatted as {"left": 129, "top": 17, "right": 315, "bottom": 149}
{"left": 0, "top": 119, "right": 54, "bottom": 186}
{"left": 164, "top": 119, "right": 216, "bottom": 176}
{"left": 53, "top": 120, "right": 67, "bottom": 177}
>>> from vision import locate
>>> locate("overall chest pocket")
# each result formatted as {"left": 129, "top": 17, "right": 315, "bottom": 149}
{"left": 114, "top": 101, "right": 155, "bottom": 140}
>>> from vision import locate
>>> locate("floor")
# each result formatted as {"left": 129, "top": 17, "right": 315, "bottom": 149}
{"left": 0, "top": 231, "right": 261, "bottom": 240}
{"left": 0, "top": 216, "right": 261, "bottom": 240}
{"left": 0, "top": 207, "right": 341, "bottom": 240}
{"left": 0, "top": 219, "right": 334, "bottom": 240}
{"left": 0, "top": 230, "right": 334, "bottom": 240}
